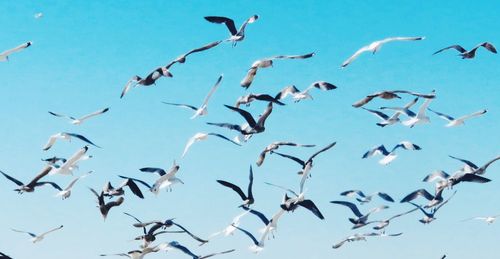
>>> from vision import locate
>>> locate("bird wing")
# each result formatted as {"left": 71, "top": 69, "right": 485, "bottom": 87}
{"left": 162, "top": 101, "right": 198, "bottom": 111}
{"left": 123, "top": 212, "right": 147, "bottom": 235}
{"left": 400, "top": 189, "right": 434, "bottom": 203}
{"left": 237, "top": 15, "right": 259, "bottom": 35}
{"left": 224, "top": 105, "right": 257, "bottom": 127}
{"left": 181, "top": 134, "right": 202, "bottom": 158}
{"left": 25, "top": 166, "right": 53, "bottom": 188}
{"left": 479, "top": 42, "right": 497, "bottom": 53}
{"left": 475, "top": 156, "right": 500, "bottom": 175}
{"left": 199, "top": 249, "right": 236, "bottom": 259}
{"left": 123, "top": 179, "right": 145, "bottom": 199}
{"left": 0, "top": 170, "right": 24, "bottom": 186}
{"left": 78, "top": 108, "right": 109, "bottom": 122}
{"left": 11, "top": 228, "right": 37, "bottom": 238}
{"left": 35, "top": 181, "right": 63, "bottom": 191}
{"left": 0, "top": 41, "right": 32, "bottom": 60}
{"left": 264, "top": 182, "right": 299, "bottom": 197}
{"left": 433, "top": 45, "right": 467, "bottom": 55}
{"left": 352, "top": 95, "right": 375, "bottom": 108}
{"left": 340, "top": 190, "right": 366, "bottom": 198}
{"left": 361, "top": 107, "right": 390, "bottom": 120}
{"left": 240, "top": 206, "right": 270, "bottom": 225}
{"left": 48, "top": 111, "right": 76, "bottom": 121}
{"left": 42, "top": 133, "right": 60, "bottom": 151}
{"left": 256, "top": 102, "right": 273, "bottom": 127}
{"left": 105, "top": 197, "right": 124, "bottom": 210}
{"left": 330, "top": 201, "right": 364, "bottom": 217}
{"left": 298, "top": 199, "right": 325, "bottom": 219}
{"left": 201, "top": 74, "right": 223, "bottom": 107}
{"left": 39, "top": 225, "right": 63, "bottom": 237}
{"left": 275, "top": 85, "right": 300, "bottom": 100}
{"left": 341, "top": 45, "right": 371, "bottom": 68}
{"left": 379, "top": 36, "right": 425, "bottom": 44}
{"left": 206, "top": 122, "right": 245, "bottom": 134}
{"left": 427, "top": 108, "right": 454, "bottom": 121}
{"left": 66, "top": 133, "right": 101, "bottom": 148}
{"left": 120, "top": 77, "right": 139, "bottom": 98}
{"left": 362, "top": 145, "right": 390, "bottom": 158}
{"left": 252, "top": 94, "right": 285, "bottom": 105}
{"left": 118, "top": 175, "right": 152, "bottom": 189}
{"left": 216, "top": 180, "right": 247, "bottom": 201}
{"left": 270, "top": 151, "right": 305, "bottom": 167}
{"left": 271, "top": 52, "right": 315, "bottom": 60}
{"left": 448, "top": 155, "right": 478, "bottom": 169}
{"left": 167, "top": 241, "right": 198, "bottom": 258}
{"left": 388, "top": 207, "right": 419, "bottom": 221}
{"left": 240, "top": 67, "right": 258, "bottom": 89}
{"left": 139, "top": 167, "right": 166, "bottom": 176}
{"left": 184, "top": 40, "right": 222, "bottom": 57}
{"left": 376, "top": 192, "right": 395, "bottom": 202}
{"left": 247, "top": 166, "right": 254, "bottom": 201}
{"left": 307, "top": 141, "right": 336, "bottom": 162}
{"left": 171, "top": 222, "right": 208, "bottom": 244}
{"left": 204, "top": 16, "right": 237, "bottom": 35}
{"left": 417, "top": 97, "right": 433, "bottom": 118}
{"left": 232, "top": 225, "right": 259, "bottom": 245}
{"left": 332, "top": 239, "right": 349, "bottom": 249}
{"left": 455, "top": 109, "right": 487, "bottom": 122}
{"left": 391, "top": 141, "right": 421, "bottom": 152}
{"left": 422, "top": 170, "right": 450, "bottom": 182}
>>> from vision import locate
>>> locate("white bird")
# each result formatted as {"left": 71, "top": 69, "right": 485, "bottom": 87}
{"left": 256, "top": 141, "right": 316, "bottom": 167}
{"left": 48, "top": 107, "right": 109, "bottom": 125}
{"left": 463, "top": 215, "right": 500, "bottom": 224}
{"left": 182, "top": 132, "right": 241, "bottom": 158}
{"left": 140, "top": 161, "right": 183, "bottom": 195}
{"left": 362, "top": 141, "right": 421, "bottom": 165}
{"left": 341, "top": 36, "right": 425, "bottom": 68}
{"left": 0, "top": 41, "right": 32, "bottom": 62}
{"left": 42, "top": 132, "right": 100, "bottom": 150}
{"left": 427, "top": 108, "right": 487, "bottom": 127}
{"left": 340, "top": 190, "right": 395, "bottom": 204}
{"left": 162, "top": 75, "right": 223, "bottom": 119}
{"left": 361, "top": 97, "right": 419, "bottom": 127}
{"left": 34, "top": 12, "right": 43, "bottom": 19}
{"left": 275, "top": 81, "right": 337, "bottom": 102}
{"left": 400, "top": 97, "right": 434, "bottom": 127}
{"left": 55, "top": 171, "right": 92, "bottom": 199}
{"left": 50, "top": 146, "right": 92, "bottom": 176}
{"left": 209, "top": 210, "right": 251, "bottom": 238}
{"left": 11, "top": 225, "right": 63, "bottom": 243}
{"left": 204, "top": 15, "right": 259, "bottom": 46}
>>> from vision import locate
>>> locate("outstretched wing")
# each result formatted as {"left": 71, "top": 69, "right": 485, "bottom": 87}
{"left": 204, "top": 16, "right": 237, "bottom": 35}
{"left": 216, "top": 180, "right": 247, "bottom": 201}
{"left": 433, "top": 45, "right": 467, "bottom": 55}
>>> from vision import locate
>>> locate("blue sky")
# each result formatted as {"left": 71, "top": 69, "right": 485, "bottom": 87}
{"left": 1, "top": 1, "right": 498, "bottom": 258}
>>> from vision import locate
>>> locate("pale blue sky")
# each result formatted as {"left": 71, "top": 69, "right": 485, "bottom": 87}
{"left": 1, "top": 1, "right": 498, "bottom": 258}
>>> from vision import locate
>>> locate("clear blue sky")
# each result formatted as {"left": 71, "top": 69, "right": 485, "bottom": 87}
{"left": 1, "top": 1, "right": 498, "bottom": 258}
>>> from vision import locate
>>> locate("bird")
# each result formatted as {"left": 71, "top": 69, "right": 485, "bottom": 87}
{"left": 55, "top": 171, "right": 92, "bottom": 199}
{"left": 332, "top": 233, "right": 368, "bottom": 249}
{"left": 0, "top": 41, "right": 32, "bottom": 61}
{"left": 330, "top": 201, "right": 388, "bottom": 229}
{"left": 400, "top": 188, "right": 446, "bottom": 208}
{"left": 140, "top": 161, "right": 183, "bottom": 194}
{"left": 42, "top": 132, "right": 100, "bottom": 150}
{"left": 400, "top": 97, "right": 434, "bottom": 127}
{"left": 256, "top": 141, "right": 316, "bottom": 167}
{"left": 181, "top": 132, "right": 241, "bottom": 158}
{"left": 123, "top": 212, "right": 185, "bottom": 248}
{"left": 209, "top": 210, "right": 251, "bottom": 238}
{"left": 48, "top": 107, "right": 109, "bottom": 125}
{"left": 100, "top": 246, "right": 161, "bottom": 259}
{"left": 341, "top": 36, "right": 425, "bottom": 67}
{"left": 275, "top": 81, "right": 337, "bottom": 102}
{"left": 433, "top": 42, "right": 497, "bottom": 59}
{"left": 340, "top": 190, "right": 395, "bottom": 204}
{"left": 362, "top": 141, "right": 421, "bottom": 165}
{"left": 165, "top": 40, "right": 222, "bottom": 68}
{"left": 361, "top": 97, "right": 419, "bottom": 127}
{"left": 162, "top": 74, "right": 223, "bottom": 119}
{"left": 217, "top": 165, "right": 254, "bottom": 207}
{"left": 0, "top": 252, "right": 12, "bottom": 259}
{"left": 427, "top": 108, "right": 487, "bottom": 127}
{"left": 0, "top": 166, "right": 61, "bottom": 194}
{"left": 11, "top": 225, "right": 63, "bottom": 243}
{"left": 235, "top": 93, "right": 285, "bottom": 108}
{"left": 240, "top": 53, "right": 315, "bottom": 88}
{"left": 158, "top": 241, "right": 234, "bottom": 259}
{"left": 372, "top": 208, "right": 419, "bottom": 230}
{"left": 50, "top": 146, "right": 92, "bottom": 175}
{"left": 280, "top": 192, "right": 325, "bottom": 220}
{"left": 41, "top": 156, "right": 67, "bottom": 167}
{"left": 121, "top": 67, "right": 172, "bottom": 98}
{"left": 102, "top": 177, "right": 147, "bottom": 199}
{"left": 271, "top": 141, "right": 336, "bottom": 193}
{"left": 409, "top": 191, "right": 457, "bottom": 224}
{"left": 352, "top": 90, "right": 435, "bottom": 108}
{"left": 448, "top": 155, "right": 500, "bottom": 175}
{"left": 204, "top": 15, "right": 259, "bottom": 46}
{"left": 34, "top": 12, "right": 43, "bottom": 19}
{"left": 89, "top": 187, "right": 124, "bottom": 220}
{"left": 130, "top": 217, "right": 209, "bottom": 245}
{"left": 462, "top": 215, "right": 500, "bottom": 224}
{"left": 207, "top": 102, "right": 274, "bottom": 135}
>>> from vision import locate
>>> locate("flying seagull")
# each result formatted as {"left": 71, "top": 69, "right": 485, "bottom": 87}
{"left": 34, "top": 12, "right": 43, "bottom": 19}
{"left": 55, "top": 171, "right": 92, "bottom": 199}
{"left": 181, "top": 132, "right": 241, "bottom": 158}
{"left": 209, "top": 210, "right": 251, "bottom": 238}
{"left": 48, "top": 107, "right": 109, "bottom": 125}
{"left": 409, "top": 191, "right": 457, "bottom": 224}
{"left": 372, "top": 207, "right": 419, "bottom": 230}
{"left": 0, "top": 166, "right": 61, "bottom": 194}
{"left": 217, "top": 165, "right": 254, "bottom": 207}
{"left": 362, "top": 141, "right": 421, "bottom": 165}
{"left": 89, "top": 187, "right": 124, "bottom": 220}
{"left": 158, "top": 241, "right": 234, "bottom": 259}
{"left": 165, "top": 40, "right": 222, "bottom": 69}
{"left": 130, "top": 217, "right": 209, "bottom": 245}
{"left": 352, "top": 90, "right": 435, "bottom": 108}
{"left": 140, "top": 161, "right": 183, "bottom": 194}
{"left": 433, "top": 42, "right": 497, "bottom": 59}
{"left": 163, "top": 74, "right": 223, "bottom": 119}
{"left": 332, "top": 233, "right": 368, "bottom": 249}
{"left": 448, "top": 155, "right": 500, "bottom": 175}
{"left": 235, "top": 93, "right": 285, "bottom": 108}
{"left": 400, "top": 97, "right": 434, "bottom": 127}
{"left": 207, "top": 102, "right": 273, "bottom": 135}
{"left": 11, "top": 225, "right": 63, "bottom": 243}
{"left": 427, "top": 108, "right": 487, "bottom": 127}
{"left": 123, "top": 212, "right": 185, "bottom": 248}
{"left": 361, "top": 97, "right": 419, "bottom": 127}
{"left": 121, "top": 67, "right": 172, "bottom": 98}
{"left": 102, "top": 177, "right": 147, "bottom": 199}
{"left": 341, "top": 36, "right": 425, "bottom": 68}
{"left": 462, "top": 215, "right": 500, "bottom": 224}
{"left": 100, "top": 246, "right": 161, "bottom": 259}
{"left": 0, "top": 41, "right": 32, "bottom": 61}
{"left": 42, "top": 132, "right": 100, "bottom": 150}
{"left": 256, "top": 141, "right": 315, "bottom": 167}
{"left": 50, "top": 146, "right": 92, "bottom": 176}
{"left": 204, "top": 15, "right": 259, "bottom": 46}
{"left": 240, "top": 53, "right": 315, "bottom": 88}
{"left": 340, "top": 190, "right": 395, "bottom": 204}
{"left": 330, "top": 201, "right": 388, "bottom": 229}
{"left": 275, "top": 81, "right": 337, "bottom": 102}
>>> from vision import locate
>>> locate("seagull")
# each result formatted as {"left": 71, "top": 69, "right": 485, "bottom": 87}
{"left": 121, "top": 67, "right": 172, "bottom": 98}
{"left": 433, "top": 42, "right": 497, "bottom": 59}
{"left": 41, "top": 156, "right": 67, "bottom": 166}
{"left": 102, "top": 177, "right": 147, "bottom": 199}
{"left": 131, "top": 217, "right": 209, "bottom": 245}
{"left": 341, "top": 36, "right": 425, "bottom": 68}
{"left": 0, "top": 41, "right": 32, "bottom": 61}
{"left": 340, "top": 190, "right": 395, "bottom": 204}
{"left": 409, "top": 191, "right": 457, "bottom": 224}
{"left": 448, "top": 155, "right": 500, "bottom": 175}
{"left": 50, "top": 146, "right": 92, "bottom": 175}
{"left": 0, "top": 166, "right": 61, "bottom": 194}
{"left": 100, "top": 246, "right": 161, "bottom": 259}
{"left": 209, "top": 210, "right": 251, "bottom": 238}
{"left": 275, "top": 81, "right": 337, "bottom": 102}
{"left": 352, "top": 90, "right": 435, "bottom": 108}
{"left": 204, "top": 15, "right": 258, "bottom": 46}
{"left": 123, "top": 212, "right": 185, "bottom": 248}
{"left": 34, "top": 12, "right": 43, "bottom": 19}
{"left": 361, "top": 97, "right": 419, "bottom": 127}
{"left": 235, "top": 93, "right": 285, "bottom": 108}
{"left": 281, "top": 193, "right": 325, "bottom": 220}
{"left": 207, "top": 102, "right": 273, "bottom": 135}
{"left": 217, "top": 165, "right": 254, "bottom": 207}
{"left": 48, "top": 107, "right": 109, "bottom": 125}
{"left": 240, "top": 53, "right": 315, "bottom": 88}
{"left": 256, "top": 141, "right": 315, "bottom": 167}
{"left": 140, "top": 161, "right": 183, "bottom": 194}
{"left": 181, "top": 132, "right": 241, "bottom": 158}
{"left": 55, "top": 171, "right": 92, "bottom": 199}
{"left": 271, "top": 141, "right": 336, "bottom": 193}
{"left": 165, "top": 40, "right": 222, "bottom": 69}
{"left": 162, "top": 74, "right": 223, "bottom": 119}
{"left": 362, "top": 141, "right": 421, "bottom": 165}
{"left": 11, "top": 225, "right": 63, "bottom": 243}
{"left": 89, "top": 187, "right": 124, "bottom": 220}
{"left": 400, "top": 97, "right": 434, "bottom": 127}
{"left": 400, "top": 188, "right": 446, "bottom": 208}
{"left": 332, "top": 233, "right": 368, "bottom": 249}
{"left": 372, "top": 208, "right": 419, "bottom": 230}
{"left": 158, "top": 241, "right": 234, "bottom": 259}
{"left": 427, "top": 108, "right": 487, "bottom": 127}
{"left": 463, "top": 215, "right": 500, "bottom": 224}
{"left": 42, "top": 132, "right": 100, "bottom": 150}
{"left": 330, "top": 201, "right": 388, "bottom": 229}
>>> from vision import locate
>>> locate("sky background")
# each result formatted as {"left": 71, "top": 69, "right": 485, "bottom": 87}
{"left": 1, "top": 1, "right": 499, "bottom": 258}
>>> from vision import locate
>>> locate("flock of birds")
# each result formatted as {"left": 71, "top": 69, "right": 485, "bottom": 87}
{"left": 1, "top": 12, "right": 499, "bottom": 259}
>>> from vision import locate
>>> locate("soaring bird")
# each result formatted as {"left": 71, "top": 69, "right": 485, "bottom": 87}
{"left": 102, "top": 177, "right": 147, "bottom": 199}
{"left": 372, "top": 208, "right": 419, "bottom": 230}
{"left": 217, "top": 165, "right": 254, "bottom": 207}
{"left": 55, "top": 171, "right": 92, "bottom": 199}
{"left": 235, "top": 93, "right": 285, "bottom": 108}
{"left": 100, "top": 246, "right": 161, "bottom": 259}
{"left": 330, "top": 201, "right": 388, "bottom": 229}
{"left": 162, "top": 74, "right": 223, "bottom": 119}
{"left": 361, "top": 97, "right": 419, "bottom": 127}
{"left": 181, "top": 132, "right": 241, "bottom": 158}
{"left": 42, "top": 132, "right": 100, "bottom": 150}
{"left": 275, "top": 81, "right": 337, "bottom": 102}
{"left": 165, "top": 40, "right": 222, "bottom": 69}
{"left": 89, "top": 187, "right": 124, "bottom": 220}
{"left": 341, "top": 36, "right": 425, "bottom": 67}
{"left": 240, "top": 53, "right": 315, "bottom": 88}
{"left": 207, "top": 102, "right": 274, "bottom": 135}
{"left": 332, "top": 233, "right": 368, "bottom": 249}
{"left": 352, "top": 90, "right": 435, "bottom": 108}
{"left": 409, "top": 191, "right": 456, "bottom": 224}
{"left": 140, "top": 161, "right": 183, "bottom": 194}
{"left": 427, "top": 108, "right": 487, "bottom": 127}
{"left": 362, "top": 141, "right": 421, "bottom": 165}
{"left": 448, "top": 155, "right": 500, "bottom": 175}
{"left": 204, "top": 15, "right": 259, "bottom": 46}
{"left": 400, "top": 97, "right": 434, "bottom": 127}
{"left": 121, "top": 67, "right": 172, "bottom": 98}
{"left": 433, "top": 42, "right": 497, "bottom": 59}
{"left": 158, "top": 241, "right": 234, "bottom": 259}
{"left": 462, "top": 215, "right": 500, "bottom": 225}
{"left": 48, "top": 107, "right": 109, "bottom": 125}
{"left": 340, "top": 190, "right": 395, "bottom": 204}
{"left": 130, "top": 217, "right": 209, "bottom": 245}
{"left": 0, "top": 166, "right": 61, "bottom": 194}
{"left": 0, "top": 41, "right": 32, "bottom": 61}
{"left": 256, "top": 141, "right": 315, "bottom": 167}
{"left": 11, "top": 225, "right": 63, "bottom": 243}
{"left": 50, "top": 146, "right": 92, "bottom": 176}
{"left": 123, "top": 212, "right": 185, "bottom": 248}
